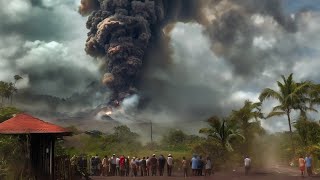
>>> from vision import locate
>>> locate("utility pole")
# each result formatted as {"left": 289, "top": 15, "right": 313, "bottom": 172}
{"left": 150, "top": 120, "right": 153, "bottom": 142}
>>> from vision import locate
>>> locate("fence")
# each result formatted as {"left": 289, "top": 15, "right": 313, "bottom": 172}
{"left": 54, "top": 155, "right": 72, "bottom": 180}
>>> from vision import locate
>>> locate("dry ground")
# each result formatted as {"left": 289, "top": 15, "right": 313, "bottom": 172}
{"left": 90, "top": 166, "right": 317, "bottom": 180}
{"left": 90, "top": 174, "right": 312, "bottom": 180}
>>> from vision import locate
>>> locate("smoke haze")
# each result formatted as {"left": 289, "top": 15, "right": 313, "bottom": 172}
{"left": 0, "top": 0, "right": 320, "bottom": 134}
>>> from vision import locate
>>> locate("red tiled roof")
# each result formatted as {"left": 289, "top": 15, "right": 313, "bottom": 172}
{"left": 0, "top": 113, "right": 71, "bottom": 134}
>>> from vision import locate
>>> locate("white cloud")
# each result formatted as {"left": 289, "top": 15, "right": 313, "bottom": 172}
{"left": 253, "top": 36, "right": 276, "bottom": 50}
{"left": 1, "top": 0, "right": 32, "bottom": 23}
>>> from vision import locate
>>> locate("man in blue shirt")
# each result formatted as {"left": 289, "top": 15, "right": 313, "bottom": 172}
{"left": 191, "top": 155, "right": 198, "bottom": 176}
{"left": 305, "top": 154, "right": 313, "bottom": 176}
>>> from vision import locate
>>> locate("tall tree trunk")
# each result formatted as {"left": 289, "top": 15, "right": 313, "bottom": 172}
{"left": 243, "top": 123, "right": 249, "bottom": 154}
{"left": 287, "top": 111, "right": 295, "bottom": 157}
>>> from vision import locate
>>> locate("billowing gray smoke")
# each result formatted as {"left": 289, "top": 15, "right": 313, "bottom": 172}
{"left": 80, "top": 0, "right": 296, "bottom": 106}
{"left": 81, "top": 0, "right": 162, "bottom": 106}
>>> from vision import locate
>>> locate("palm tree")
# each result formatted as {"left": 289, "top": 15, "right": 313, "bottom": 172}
{"left": 12, "top": 75, "right": 22, "bottom": 104}
{"left": 8, "top": 82, "right": 17, "bottom": 104}
{"left": 199, "top": 116, "right": 244, "bottom": 152}
{"left": 0, "top": 81, "right": 17, "bottom": 105}
{"left": 14, "top": 75, "right": 22, "bottom": 85}
{"left": 259, "top": 73, "right": 312, "bottom": 154}
{"left": 307, "top": 83, "right": 320, "bottom": 114}
{"left": 230, "top": 100, "right": 264, "bottom": 152}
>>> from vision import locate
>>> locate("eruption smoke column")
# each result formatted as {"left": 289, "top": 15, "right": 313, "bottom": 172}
{"left": 80, "top": 0, "right": 297, "bottom": 107}
{"left": 80, "top": 0, "right": 203, "bottom": 106}
{"left": 81, "top": 0, "right": 165, "bottom": 106}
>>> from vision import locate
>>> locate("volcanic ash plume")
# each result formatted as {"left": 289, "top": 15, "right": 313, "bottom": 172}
{"left": 82, "top": 0, "right": 165, "bottom": 106}
{"left": 80, "top": 0, "right": 297, "bottom": 107}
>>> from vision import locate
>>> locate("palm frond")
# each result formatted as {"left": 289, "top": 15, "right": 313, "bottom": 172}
{"left": 259, "top": 88, "right": 282, "bottom": 102}
{"left": 266, "top": 111, "right": 286, "bottom": 118}
{"left": 272, "top": 105, "right": 285, "bottom": 112}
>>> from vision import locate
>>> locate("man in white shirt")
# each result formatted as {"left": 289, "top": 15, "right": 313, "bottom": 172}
{"left": 244, "top": 156, "right": 251, "bottom": 175}
{"left": 111, "top": 154, "right": 117, "bottom": 176}
{"left": 146, "top": 156, "right": 150, "bottom": 176}
{"left": 116, "top": 156, "right": 120, "bottom": 176}
{"left": 167, "top": 154, "right": 174, "bottom": 176}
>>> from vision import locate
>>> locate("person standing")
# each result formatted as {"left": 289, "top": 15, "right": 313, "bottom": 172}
{"left": 135, "top": 158, "right": 141, "bottom": 176}
{"left": 119, "top": 155, "right": 125, "bottom": 176}
{"left": 96, "top": 155, "right": 102, "bottom": 176}
{"left": 167, "top": 154, "right": 174, "bottom": 176}
{"left": 198, "top": 156, "right": 204, "bottom": 176}
{"left": 131, "top": 157, "right": 138, "bottom": 177}
{"left": 91, "top": 156, "right": 96, "bottom": 176}
{"left": 146, "top": 156, "right": 150, "bottom": 176}
{"left": 182, "top": 157, "right": 188, "bottom": 178}
{"left": 191, "top": 155, "right": 198, "bottom": 176}
{"left": 150, "top": 154, "right": 158, "bottom": 176}
{"left": 110, "top": 154, "right": 117, "bottom": 176}
{"left": 125, "top": 156, "right": 130, "bottom": 176}
{"left": 305, "top": 154, "right": 313, "bottom": 176}
{"left": 140, "top": 157, "right": 147, "bottom": 176}
{"left": 116, "top": 156, "right": 120, "bottom": 176}
{"left": 205, "top": 157, "right": 212, "bottom": 176}
{"left": 101, "top": 156, "right": 109, "bottom": 176}
{"left": 298, "top": 155, "right": 306, "bottom": 177}
{"left": 244, "top": 156, "right": 251, "bottom": 176}
{"left": 158, "top": 155, "right": 166, "bottom": 176}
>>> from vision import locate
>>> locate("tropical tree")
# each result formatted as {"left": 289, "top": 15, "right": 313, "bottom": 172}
{"left": 0, "top": 106, "right": 25, "bottom": 179}
{"left": 230, "top": 100, "right": 264, "bottom": 152}
{"left": 161, "top": 129, "right": 187, "bottom": 150}
{"left": 0, "top": 81, "right": 17, "bottom": 105}
{"left": 11, "top": 75, "right": 22, "bottom": 104}
{"left": 0, "top": 75, "right": 22, "bottom": 105}
{"left": 294, "top": 116, "right": 320, "bottom": 147}
{"left": 259, "top": 73, "right": 312, "bottom": 154}
{"left": 13, "top": 75, "right": 22, "bottom": 85}
{"left": 307, "top": 83, "right": 320, "bottom": 113}
{"left": 199, "top": 116, "right": 244, "bottom": 152}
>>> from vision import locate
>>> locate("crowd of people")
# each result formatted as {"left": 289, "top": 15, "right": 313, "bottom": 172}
{"left": 71, "top": 153, "right": 318, "bottom": 177}
{"left": 72, "top": 153, "right": 213, "bottom": 177}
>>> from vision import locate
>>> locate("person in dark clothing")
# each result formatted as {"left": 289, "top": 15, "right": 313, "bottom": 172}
{"left": 198, "top": 156, "right": 204, "bottom": 176}
{"left": 93, "top": 155, "right": 101, "bottom": 176}
{"left": 125, "top": 156, "right": 130, "bottom": 176}
{"left": 135, "top": 158, "right": 141, "bottom": 176}
{"left": 140, "top": 157, "right": 147, "bottom": 176}
{"left": 158, "top": 155, "right": 166, "bottom": 176}
{"left": 91, "top": 156, "right": 96, "bottom": 175}
{"left": 150, "top": 154, "right": 158, "bottom": 176}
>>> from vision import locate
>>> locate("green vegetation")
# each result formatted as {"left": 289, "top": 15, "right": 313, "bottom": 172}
{"left": 0, "top": 106, "right": 20, "bottom": 122}
{"left": 259, "top": 74, "right": 316, "bottom": 155}
{"left": 0, "top": 75, "right": 22, "bottom": 105}
{"left": 56, "top": 73, "right": 320, "bottom": 171}
{"left": 0, "top": 107, "right": 27, "bottom": 179}
{"left": 2, "top": 73, "right": 320, "bottom": 177}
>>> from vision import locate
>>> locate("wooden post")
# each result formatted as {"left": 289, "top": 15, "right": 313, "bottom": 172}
{"left": 150, "top": 121, "right": 153, "bottom": 142}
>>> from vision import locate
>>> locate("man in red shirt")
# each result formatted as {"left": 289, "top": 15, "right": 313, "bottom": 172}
{"left": 119, "top": 155, "right": 125, "bottom": 176}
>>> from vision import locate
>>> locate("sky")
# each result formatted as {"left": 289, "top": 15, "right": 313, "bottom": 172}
{"left": 0, "top": 0, "right": 320, "bottom": 133}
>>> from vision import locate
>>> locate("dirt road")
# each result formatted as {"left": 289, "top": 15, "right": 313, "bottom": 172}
{"left": 90, "top": 174, "right": 308, "bottom": 180}
{"left": 90, "top": 165, "right": 317, "bottom": 180}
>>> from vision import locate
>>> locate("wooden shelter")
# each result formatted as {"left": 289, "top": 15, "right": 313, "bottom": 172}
{"left": 0, "top": 113, "right": 71, "bottom": 179}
